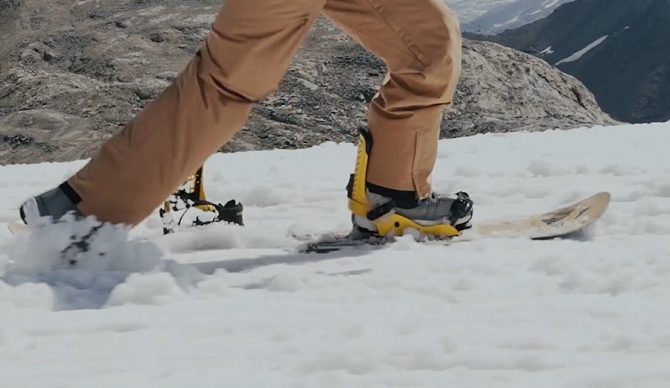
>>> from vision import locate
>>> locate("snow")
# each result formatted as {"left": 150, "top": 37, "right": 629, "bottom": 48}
{"left": 540, "top": 46, "right": 555, "bottom": 55}
{"left": 493, "top": 14, "right": 521, "bottom": 29}
{"left": 555, "top": 35, "right": 609, "bottom": 66}
{"left": 1, "top": 122, "right": 670, "bottom": 387}
{"left": 543, "top": 0, "right": 561, "bottom": 8}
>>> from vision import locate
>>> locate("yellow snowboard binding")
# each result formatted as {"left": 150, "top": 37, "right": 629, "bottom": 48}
{"left": 347, "top": 129, "right": 465, "bottom": 239}
{"left": 160, "top": 166, "right": 243, "bottom": 234}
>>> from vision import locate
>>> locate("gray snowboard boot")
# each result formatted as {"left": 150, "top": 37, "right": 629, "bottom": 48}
{"left": 353, "top": 190, "right": 474, "bottom": 235}
{"left": 19, "top": 183, "right": 83, "bottom": 225}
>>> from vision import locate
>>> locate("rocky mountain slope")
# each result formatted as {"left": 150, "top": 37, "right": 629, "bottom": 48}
{"left": 487, "top": 0, "right": 670, "bottom": 123}
{"left": 0, "top": 0, "right": 615, "bottom": 165}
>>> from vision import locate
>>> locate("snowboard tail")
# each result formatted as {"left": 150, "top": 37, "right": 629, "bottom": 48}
{"left": 7, "top": 221, "right": 28, "bottom": 235}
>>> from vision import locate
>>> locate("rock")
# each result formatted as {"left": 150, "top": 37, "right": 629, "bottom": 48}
{"left": 156, "top": 71, "right": 178, "bottom": 81}
{"left": 0, "top": 1, "right": 616, "bottom": 165}
{"left": 19, "top": 48, "right": 41, "bottom": 62}
{"left": 0, "top": 110, "right": 107, "bottom": 164}
{"left": 149, "top": 32, "right": 164, "bottom": 43}
{"left": 297, "top": 78, "right": 319, "bottom": 91}
{"left": 2, "top": 133, "right": 34, "bottom": 148}
{"left": 88, "top": 11, "right": 104, "bottom": 20}
{"left": 0, "top": 0, "right": 22, "bottom": 9}
{"left": 115, "top": 20, "right": 130, "bottom": 29}
{"left": 20, "top": 42, "right": 57, "bottom": 62}
{"left": 135, "top": 88, "right": 154, "bottom": 101}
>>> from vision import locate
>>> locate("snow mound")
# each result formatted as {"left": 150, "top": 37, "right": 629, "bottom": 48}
{"left": 1, "top": 216, "right": 204, "bottom": 310}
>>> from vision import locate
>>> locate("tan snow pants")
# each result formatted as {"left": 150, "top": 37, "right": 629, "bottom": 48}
{"left": 68, "top": 0, "right": 462, "bottom": 225}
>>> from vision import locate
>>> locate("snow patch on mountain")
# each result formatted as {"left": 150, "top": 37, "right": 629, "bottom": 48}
{"left": 543, "top": 0, "right": 562, "bottom": 8}
{"left": 555, "top": 35, "right": 609, "bottom": 66}
{"left": 540, "top": 46, "right": 555, "bottom": 54}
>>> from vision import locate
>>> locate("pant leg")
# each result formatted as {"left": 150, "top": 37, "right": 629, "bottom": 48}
{"left": 323, "top": 0, "right": 462, "bottom": 198}
{"left": 69, "top": 0, "right": 325, "bottom": 225}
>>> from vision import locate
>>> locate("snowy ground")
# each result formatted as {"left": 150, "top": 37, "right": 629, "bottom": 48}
{"left": 1, "top": 122, "right": 670, "bottom": 387}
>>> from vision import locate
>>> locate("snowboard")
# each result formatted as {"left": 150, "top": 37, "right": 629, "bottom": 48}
{"left": 7, "top": 192, "right": 611, "bottom": 252}
{"left": 7, "top": 221, "right": 27, "bottom": 235}
{"left": 302, "top": 192, "right": 611, "bottom": 253}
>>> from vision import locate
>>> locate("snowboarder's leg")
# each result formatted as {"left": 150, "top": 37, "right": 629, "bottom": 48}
{"left": 346, "top": 128, "right": 471, "bottom": 238}
{"left": 323, "top": 0, "right": 462, "bottom": 199}
{"left": 56, "top": 0, "right": 327, "bottom": 226}
{"left": 324, "top": 0, "right": 470, "bottom": 236}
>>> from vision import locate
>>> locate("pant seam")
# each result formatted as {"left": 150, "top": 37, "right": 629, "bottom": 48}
{"left": 363, "top": 0, "right": 430, "bottom": 68}
{"left": 411, "top": 130, "right": 421, "bottom": 196}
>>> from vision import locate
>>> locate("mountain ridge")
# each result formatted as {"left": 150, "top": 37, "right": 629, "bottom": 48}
{"left": 484, "top": 0, "right": 670, "bottom": 123}
{"left": 458, "top": 0, "right": 576, "bottom": 35}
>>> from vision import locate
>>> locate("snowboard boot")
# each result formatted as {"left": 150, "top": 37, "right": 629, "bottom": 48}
{"left": 347, "top": 128, "right": 473, "bottom": 238}
{"left": 353, "top": 189, "right": 474, "bottom": 235}
{"left": 19, "top": 183, "right": 115, "bottom": 266}
{"left": 19, "top": 182, "right": 83, "bottom": 225}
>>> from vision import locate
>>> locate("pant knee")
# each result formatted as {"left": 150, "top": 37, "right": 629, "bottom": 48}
{"left": 422, "top": 6, "right": 461, "bottom": 73}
